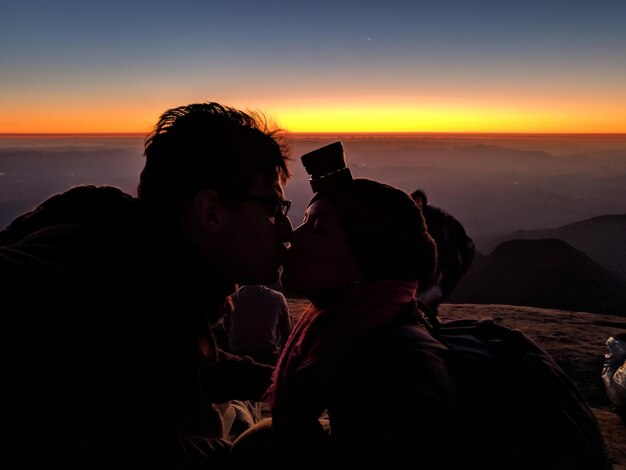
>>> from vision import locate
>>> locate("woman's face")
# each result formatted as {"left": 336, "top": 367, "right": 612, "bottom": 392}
{"left": 281, "top": 198, "right": 362, "bottom": 297}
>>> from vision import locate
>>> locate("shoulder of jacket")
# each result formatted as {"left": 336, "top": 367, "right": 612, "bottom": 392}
{"left": 1, "top": 185, "right": 138, "bottom": 245}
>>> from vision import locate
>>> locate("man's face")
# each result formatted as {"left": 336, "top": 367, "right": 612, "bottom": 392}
{"left": 218, "top": 176, "right": 293, "bottom": 285}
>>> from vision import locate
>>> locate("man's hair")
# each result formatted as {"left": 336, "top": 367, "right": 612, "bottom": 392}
{"left": 410, "top": 189, "right": 427, "bottom": 205}
{"left": 138, "top": 102, "right": 290, "bottom": 207}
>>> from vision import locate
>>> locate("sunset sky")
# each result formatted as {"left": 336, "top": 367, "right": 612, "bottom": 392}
{"left": 1, "top": 0, "right": 625, "bottom": 134}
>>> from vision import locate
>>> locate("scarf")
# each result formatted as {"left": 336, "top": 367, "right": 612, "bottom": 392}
{"left": 265, "top": 279, "right": 417, "bottom": 428}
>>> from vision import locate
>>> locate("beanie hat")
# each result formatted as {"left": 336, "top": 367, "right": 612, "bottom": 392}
{"left": 310, "top": 179, "right": 436, "bottom": 283}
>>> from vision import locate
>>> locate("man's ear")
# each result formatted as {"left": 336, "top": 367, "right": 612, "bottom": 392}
{"left": 194, "top": 189, "right": 223, "bottom": 233}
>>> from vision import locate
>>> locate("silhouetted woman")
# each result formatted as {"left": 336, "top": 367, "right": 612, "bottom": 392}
{"left": 230, "top": 177, "right": 466, "bottom": 469}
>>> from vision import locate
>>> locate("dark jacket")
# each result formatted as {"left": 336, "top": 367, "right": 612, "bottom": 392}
{"left": 0, "top": 185, "right": 272, "bottom": 469}
{"left": 325, "top": 310, "right": 464, "bottom": 469}
{"left": 268, "top": 303, "right": 464, "bottom": 470}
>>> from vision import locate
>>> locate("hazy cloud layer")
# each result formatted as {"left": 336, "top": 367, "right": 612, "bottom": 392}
{"left": 2, "top": 135, "right": 626, "bottom": 253}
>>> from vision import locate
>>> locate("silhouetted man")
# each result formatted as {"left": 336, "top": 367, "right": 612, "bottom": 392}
{"left": 411, "top": 189, "right": 475, "bottom": 313}
{"left": 0, "top": 102, "right": 293, "bottom": 469}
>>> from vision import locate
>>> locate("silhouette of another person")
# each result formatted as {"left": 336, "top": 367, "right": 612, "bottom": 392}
{"left": 0, "top": 102, "right": 293, "bottom": 469}
{"left": 223, "top": 284, "right": 292, "bottom": 366}
{"left": 216, "top": 284, "right": 292, "bottom": 438}
{"left": 410, "top": 189, "right": 475, "bottom": 314}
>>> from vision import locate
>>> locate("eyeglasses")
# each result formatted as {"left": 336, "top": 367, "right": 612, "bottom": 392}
{"left": 240, "top": 194, "right": 291, "bottom": 218}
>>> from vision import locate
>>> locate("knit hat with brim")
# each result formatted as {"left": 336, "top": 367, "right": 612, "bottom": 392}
{"left": 310, "top": 178, "right": 436, "bottom": 283}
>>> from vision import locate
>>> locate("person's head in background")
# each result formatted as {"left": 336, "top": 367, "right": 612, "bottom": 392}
{"left": 138, "top": 101, "right": 293, "bottom": 285}
{"left": 410, "top": 188, "right": 427, "bottom": 209}
{"left": 282, "top": 178, "right": 437, "bottom": 306}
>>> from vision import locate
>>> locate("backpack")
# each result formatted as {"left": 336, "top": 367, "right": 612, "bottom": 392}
{"left": 416, "top": 301, "right": 612, "bottom": 470}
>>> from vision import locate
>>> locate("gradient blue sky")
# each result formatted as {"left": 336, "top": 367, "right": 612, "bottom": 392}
{"left": 1, "top": 0, "right": 625, "bottom": 133}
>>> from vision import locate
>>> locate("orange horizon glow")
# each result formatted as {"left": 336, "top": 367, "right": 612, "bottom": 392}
{"left": 1, "top": 101, "right": 625, "bottom": 134}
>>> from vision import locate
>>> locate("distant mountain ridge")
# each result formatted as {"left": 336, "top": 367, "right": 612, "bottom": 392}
{"left": 485, "top": 214, "right": 626, "bottom": 280}
{"left": 448, "top": 238, "right": 626, "bottom": 316}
